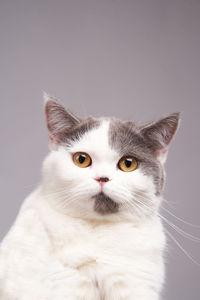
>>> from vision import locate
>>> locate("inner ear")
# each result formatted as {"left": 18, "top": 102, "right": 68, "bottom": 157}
{"left": 154, "top": 148, "right": 168, "bottom": 164}
{"left": 140, "top": 113, "right": 180, "bottom": 163}
{"left": 44, "top": 95, "right": 81, "bottom": 144}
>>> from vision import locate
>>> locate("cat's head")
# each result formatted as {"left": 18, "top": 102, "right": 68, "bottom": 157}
{"left": 42, "top": 94, "right": 180, "bottom": 222}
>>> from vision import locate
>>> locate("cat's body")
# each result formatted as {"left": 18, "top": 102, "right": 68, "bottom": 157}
{"left": 0, "top": 187, "right": 165, "bottom": 300}
{"left": 0, "top": 96, "right": 180, "bottom": 300}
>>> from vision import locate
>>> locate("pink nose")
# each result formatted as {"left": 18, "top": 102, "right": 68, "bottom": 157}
{"left": 95, "top": 177, "right": 110, "bottom": 183}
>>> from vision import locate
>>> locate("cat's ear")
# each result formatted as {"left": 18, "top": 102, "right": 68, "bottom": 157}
{"left": 140, "top": 113, "right": 180, "bottom": 164}
{"left": 44, "top": 93, "right": 80, "bottom": 144}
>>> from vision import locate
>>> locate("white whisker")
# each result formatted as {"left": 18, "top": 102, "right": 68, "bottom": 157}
{"left": 161, "top": 205, "right": 200, "bottom": 228}
{"left": 132, "top": 198, "right": 200, "bottom": 264}
{"left": 165, "top": 229, "right": 200, "bottom": 266}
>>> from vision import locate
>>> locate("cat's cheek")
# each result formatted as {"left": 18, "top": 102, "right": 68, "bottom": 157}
{"left": 71, "top": 179, "right": 101, "bottom": 200}
{"left": 129, "top": 170, "right": 156, "bottom": 193}
{"left": 95, "top": 169, "right": 157, "bottom": 207}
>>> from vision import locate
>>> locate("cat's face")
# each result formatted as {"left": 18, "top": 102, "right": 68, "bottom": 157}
{"left": 42, "top": 95, "right": 180, "bottom": 221}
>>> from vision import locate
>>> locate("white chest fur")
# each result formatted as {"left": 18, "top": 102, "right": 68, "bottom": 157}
{"left": 0, "top": 189, "right": 165, "bottom": 299}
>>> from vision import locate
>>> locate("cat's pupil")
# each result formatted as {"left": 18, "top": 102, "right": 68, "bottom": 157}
{"left": 79, "top": 154, "right": 86, "bottom": 164}
{"left": 125, "top": 158, "right": 132, "bottom": 168}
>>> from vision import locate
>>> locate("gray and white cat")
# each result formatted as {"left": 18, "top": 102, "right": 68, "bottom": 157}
{"left": 0, "top": 95, "right": 180, "bottom": 300}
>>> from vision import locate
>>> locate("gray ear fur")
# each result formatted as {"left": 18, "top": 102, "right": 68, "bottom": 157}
{"left": 44, "top": 94, "right": 80, "bottom": 144}
{"left": 140, "top": 113, "right": 180, "bottom": 162}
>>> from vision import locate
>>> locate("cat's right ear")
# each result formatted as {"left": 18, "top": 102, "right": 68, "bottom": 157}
{"left": 140, "top": 113, "right": 180, "bottom": 164}
{"left": 44, "top": 93, "right": 80, "bottom": 145}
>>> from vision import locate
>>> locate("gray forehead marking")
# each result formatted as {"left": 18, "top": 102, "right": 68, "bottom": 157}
{"left": 108, "top": 118, "right": 165, "bottom": 195}
{"left": 93, "top": 192, "right": 119, "bottom": 215}
{"left": 61, "top": 117, "right": 100, "bottom": 147}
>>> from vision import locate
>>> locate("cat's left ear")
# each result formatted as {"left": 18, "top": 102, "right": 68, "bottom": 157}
{"left": 44, "top": 93, "right": 81, "bottom": 145}
{"left": 140, "top": 113, "right": 181, "bottom": 164}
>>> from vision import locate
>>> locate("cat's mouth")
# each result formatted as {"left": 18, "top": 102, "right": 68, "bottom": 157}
{"left": 93, "top": 192, "right": 119, "bottom": 215}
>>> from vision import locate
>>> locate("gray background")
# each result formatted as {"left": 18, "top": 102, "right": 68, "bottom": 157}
{"left": 0, "top": 0, "right": 200, "bottom": 299}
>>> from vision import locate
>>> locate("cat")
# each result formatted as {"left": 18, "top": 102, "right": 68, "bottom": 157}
{"left": 0, "top": 94, "right": 180, "bottom": 300}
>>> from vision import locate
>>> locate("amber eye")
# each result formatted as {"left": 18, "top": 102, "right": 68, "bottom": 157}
{"left": 73, "top": 152, "right": 92, "bottom": 168}
{"left": 118, "top": 156, "right": 138, "bottom": 172}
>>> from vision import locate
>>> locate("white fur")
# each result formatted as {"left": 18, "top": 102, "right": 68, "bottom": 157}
{"left": 0, "top": 121, "right": 166, "bottom": 300}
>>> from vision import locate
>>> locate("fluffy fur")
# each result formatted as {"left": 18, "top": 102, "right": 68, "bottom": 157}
{"left": 0, "top": 95, "right": 180, "bottom": 299}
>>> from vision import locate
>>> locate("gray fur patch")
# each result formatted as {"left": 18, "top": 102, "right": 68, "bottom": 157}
{"left": 61, "top": 117, "right": 100, "bottom": 147}
{"left": 94, "top": 192, "right": 119, "bottom": 214}
{"left": 108, "top": 118, "right": 165, "bottom": 195}
{"left": 45, "top": 100, "right": 100, "bottom": 146}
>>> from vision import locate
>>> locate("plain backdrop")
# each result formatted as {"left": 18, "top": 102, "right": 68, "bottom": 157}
{"left": 0, "top": 0, "right": 200, "bottom": 299}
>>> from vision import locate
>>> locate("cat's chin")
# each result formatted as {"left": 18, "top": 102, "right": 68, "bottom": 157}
{"left": 92, "top": 192, "right": 119, "bottom": 215}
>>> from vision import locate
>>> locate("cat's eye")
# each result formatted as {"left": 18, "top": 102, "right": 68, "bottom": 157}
{"left": 118, "top": 156, "right": 138, "bottom": 172}
{"left": 73, "top": 152, "right": 92, "bottom": 168}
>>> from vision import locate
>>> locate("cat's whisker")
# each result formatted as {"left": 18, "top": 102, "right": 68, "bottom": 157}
{"left": 134, "top": 198, "right": 200, "bottom": 242}
{"left": 110, "top": 189, "right": 141, "bottom": 216}
{"left": 162, "top": 197, "right": 177, "bottom": 208}
{"left": 49, "top": 189, "right": 86, "bottom": 210}
{"left": 160, "top": 205, "right": 200, "bottom": 228}
{"left": 59, "top": 193, "right": 83, "bottom": 209}
{"left": 61, "top": 189, "right": 94, "bottom": 208}
{"left": 123, "top": 199, "right": 144, "bottom": 217}
{"left": 109, "top": 189, "right": 135, "bottom": 207}
{"left": 159, "top": 215, "right": 200, "bottom": 243}
{"left": 42, "top": 188, "right": 72, "bottom": 199}
{"left": 127, "top": 193, "right": 154, "bottom": 216}
{"left": 165, "top": 229, "right": 200, "bottom": 266}
{"left": 133, "top": 198, "right": 200, "bottom": 241}
{"left": 22, "top": 182, "right": 38, "bottom": 190}
{"left": 42, "top": 181, "right": 89, "bottom": 199}
{"left": 131, "top": 199, "right": 200, "bottom": 265}
{"left": 134, "top": 191, "right": 200, "bottom": 229}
